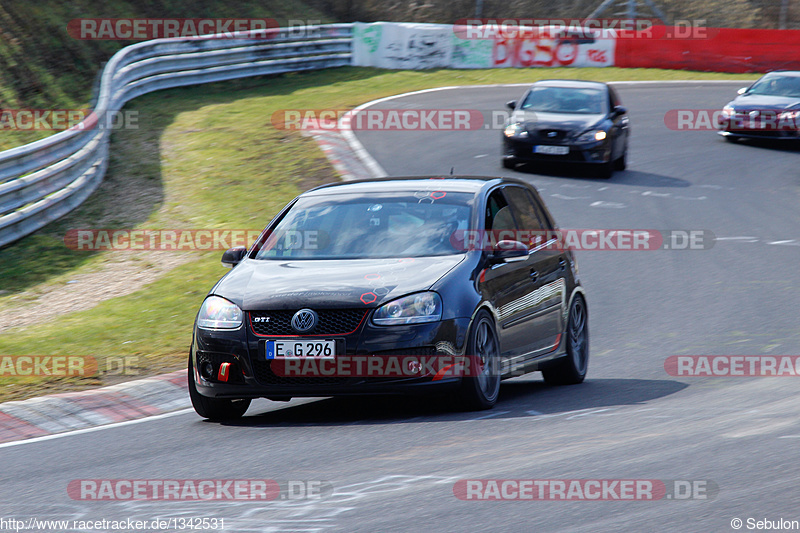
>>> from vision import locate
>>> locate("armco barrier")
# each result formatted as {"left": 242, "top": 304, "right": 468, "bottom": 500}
{"left": 0, "top": 24, "right": 353, "bottom": 248}
{"left": 615, "top": 26, "right": 800, "bottom": 73}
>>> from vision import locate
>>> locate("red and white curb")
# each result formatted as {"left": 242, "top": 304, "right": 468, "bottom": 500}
{"left": 0, "top": 371, "right": 188, "bottom": 444}
{"left": 302, "top": 127, "right": 380, "bottom": 182}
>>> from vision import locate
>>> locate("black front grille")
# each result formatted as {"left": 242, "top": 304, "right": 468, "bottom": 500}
{"left": 251, "top": 359, "right": 351, "bottom": 386}
{"left": 250, "top": 309, "right": 368, "bottom": 336}
{"left": 533, "top": 129, "right": 568, "bottom": 141}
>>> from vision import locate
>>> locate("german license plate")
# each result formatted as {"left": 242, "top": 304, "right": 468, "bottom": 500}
{"left": 265, "top": 340, "right": 335, "bottom": 360}
{"left": 534, "top": 145, "right": 569, "bottom": 155}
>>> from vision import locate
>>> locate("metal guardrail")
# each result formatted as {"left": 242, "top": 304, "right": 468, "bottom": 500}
{"left": 0, "top": 24, "right": 353, "bottom": 248}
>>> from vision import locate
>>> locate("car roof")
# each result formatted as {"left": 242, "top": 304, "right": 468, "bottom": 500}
{"left": 763, "top": 71, "right": 800, "bottom": 78}
{"left": 302, "top": 176, "right": 533, "bottom": 196}
{"left": 530, "top": 79, "right": 608, "bottom": 90}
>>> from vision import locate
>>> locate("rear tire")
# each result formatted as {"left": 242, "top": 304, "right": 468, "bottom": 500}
{"left": 188, "top": 357, "right": 251, "bottom": 420}
{"left": 457, "top": 310, "right": 501, "bottom": 410}
{"left": 542, "top": 294, "right": 589, "bottom": 385}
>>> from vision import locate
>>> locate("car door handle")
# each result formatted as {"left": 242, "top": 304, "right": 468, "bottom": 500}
{"left": 530, "top": 270, "right": 539, "bottom": 282}
{"left": 558, "top": 259, "right": 567, "bottom": 271}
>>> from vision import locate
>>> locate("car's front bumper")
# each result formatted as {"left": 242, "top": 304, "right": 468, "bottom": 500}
{"left": 718, "top": 114, "right": 800, "bottom": 139}
{"left": 503, "top": 137, "right": 612, "bottom": 164}
{"left": 191, "top": 315, "right": 473, "bottom": 399}
{"left": 717, "top": 128, "right": 800, "bottom": 140}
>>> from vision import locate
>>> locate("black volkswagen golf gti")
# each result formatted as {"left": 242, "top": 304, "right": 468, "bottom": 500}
{"left": 189, "top": 177, "right": 588, "bottom": 420}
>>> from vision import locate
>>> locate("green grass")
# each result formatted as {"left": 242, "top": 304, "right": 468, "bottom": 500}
{"left": 0, "top": 66, "right": 758, "bottom": 401}
{"left": 0, "top": 0, "right": 333, "bottom": 151}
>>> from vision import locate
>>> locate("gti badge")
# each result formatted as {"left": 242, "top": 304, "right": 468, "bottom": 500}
{"left": 291, "top": 309, "right": 318, "bottom": 333}
{"left": 547, "top": 131, "right": 557, "bottom": 137}
{"left": 253, "top": 316, "right": 270, "bottom": 323}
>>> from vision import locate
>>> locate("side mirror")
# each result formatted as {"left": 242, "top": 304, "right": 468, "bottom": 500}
{"left": 737, "top": 87, "right": 749, "bottom": 95}
{"left": 221, "top": 246, "right": 247, "bottom": 268}
{"left": 506, "top": 100, "right": 517, "bottom": 110}
{"left": 489, "top": 240, "right": 528, "bottom": 263}
{"left": 611, "top": 105, "right": 627, "bottom": 117}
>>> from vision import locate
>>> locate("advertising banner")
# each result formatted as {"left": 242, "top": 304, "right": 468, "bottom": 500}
{"left": 353, "top": 22, "right": 616, "bottom": 69}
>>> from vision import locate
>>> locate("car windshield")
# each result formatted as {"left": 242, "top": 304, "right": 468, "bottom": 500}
{"left": 748, "top": 75, "right": 800, "bottom": 97}
{"left": 254, "top": 191, "right": 474, "bottom": 260}
{"left": 521, "top": 86, "right": 607, "bottom": 114}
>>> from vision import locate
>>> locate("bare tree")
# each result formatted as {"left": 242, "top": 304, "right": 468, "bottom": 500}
{"left": 321, "top": 0, "right": 789, "bottom": 28}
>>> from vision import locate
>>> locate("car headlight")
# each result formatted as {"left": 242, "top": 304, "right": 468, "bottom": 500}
{"left": 504, "top": 123, "right": 528, "bottom": 138}
{"left": 722, "top": 105, "right": 735, "bottom": 117}
{"left": 197, "top": 296, "right": 243, "bottom": 329}
{"left": 779, "top": 109, "right": 800, "bottom": 120}
{"left": 372, "top": 292, "right": 442, "bottom": 325}
{"left": 576, "top": 129, "right": 607, "bottom": 143}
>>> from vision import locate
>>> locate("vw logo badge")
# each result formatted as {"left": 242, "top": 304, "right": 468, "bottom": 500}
{"left": 291, "top": 309, "right": 318, "bottom": 333}
{"left": 749, "top": 110, "right": 759, "bottom": 118}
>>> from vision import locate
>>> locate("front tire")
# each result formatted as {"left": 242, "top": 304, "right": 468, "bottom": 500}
{"left": 457, "top": 310, "right": 501, "bottom": 410}
{"left": 598, "top": 160, "right": 614, "bottom": 179}
{"left": 542, "top": 294, "right": 589, "bottom": 385}
{"left": 188, "top": 357, "right": 251, "bottom": 420}
{"left": 613, "top": 150, "right": 627, "bottom": 171}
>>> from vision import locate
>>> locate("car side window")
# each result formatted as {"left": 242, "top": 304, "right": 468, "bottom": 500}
{"left": 485, "top": 190, "right": 516, "bottom": 232}
{"left": 505, "top": 187, "right": 555, "bottom": 248}
{"left": 504, "top": 187, "right": 543, "bottom": 233}
{"left": 608, "top": 86, "right": 621, "bottom": 109}
{"left": 526, "top": 190, "right": 556, "bottom": 232}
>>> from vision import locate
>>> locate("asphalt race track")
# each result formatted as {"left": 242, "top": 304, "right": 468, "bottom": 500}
{"left": 2, "top": 82, "right": 800, "bottom": 532}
